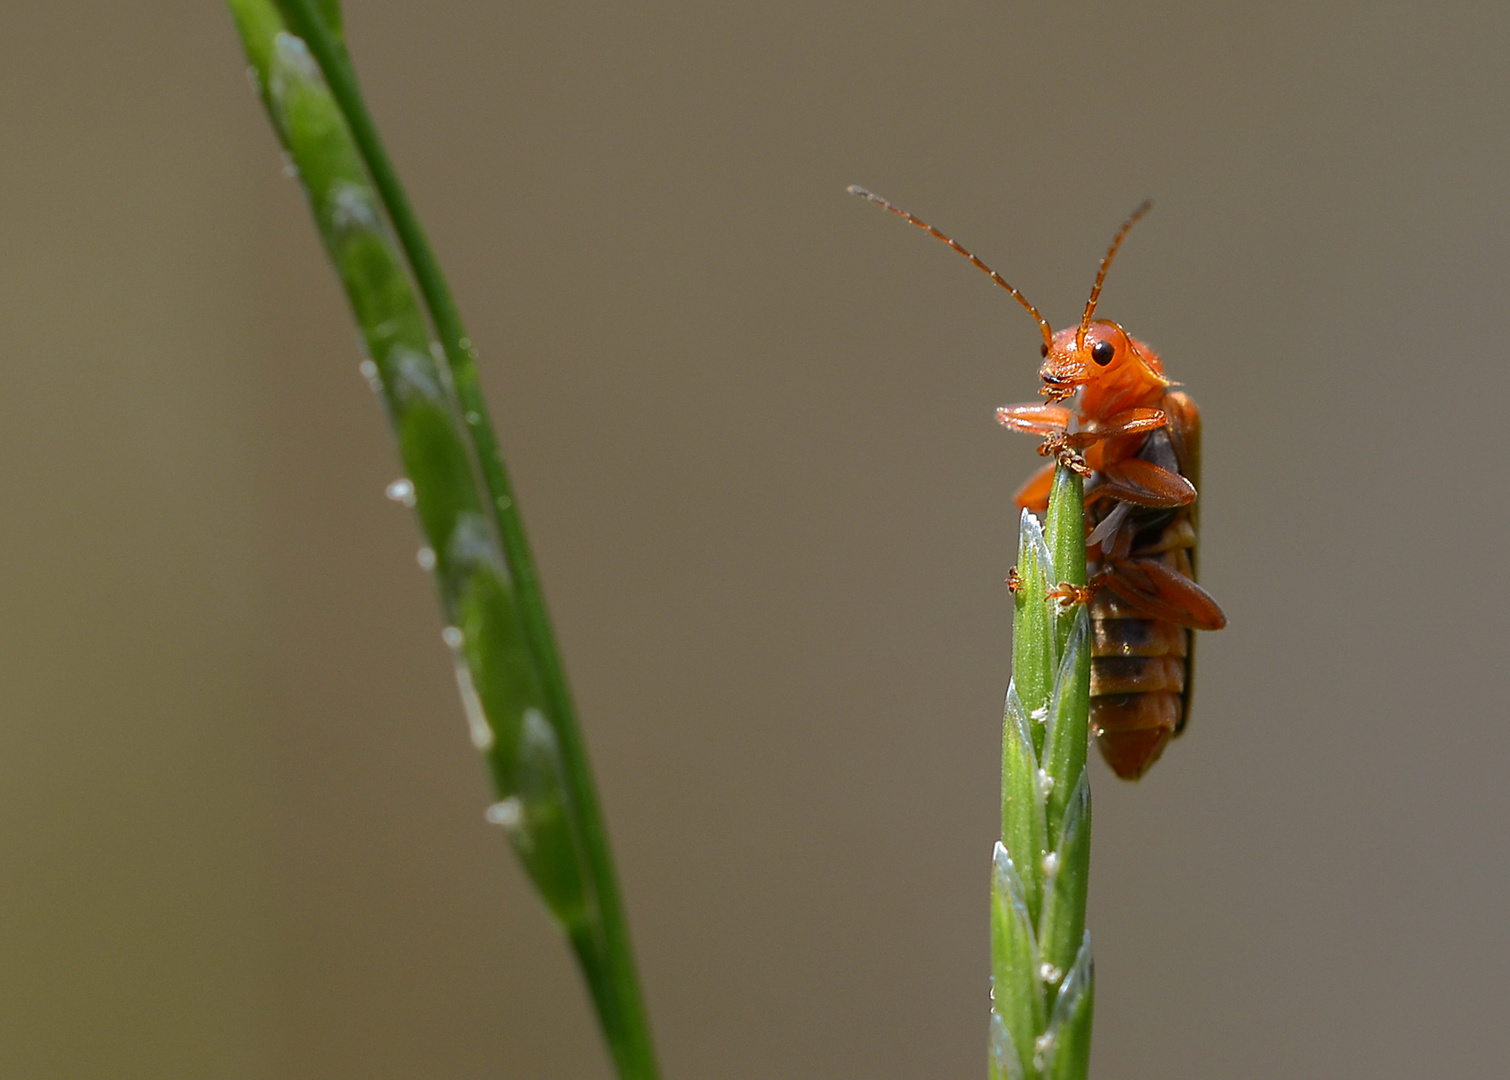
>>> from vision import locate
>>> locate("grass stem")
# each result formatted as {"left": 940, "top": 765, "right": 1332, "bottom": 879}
{"left": 224, "top": 4, "right": 658, "bottom": 1076}
{"left": 992, "top": 465, "right": 1094, "bottom": 1080}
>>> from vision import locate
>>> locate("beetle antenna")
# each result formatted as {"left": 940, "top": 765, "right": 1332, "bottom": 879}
{"left": 1077, "top": 200, "right": 1152, "bottom": 350}
{"left": 848, "top": 185, "right": 1054, "bottom": 349}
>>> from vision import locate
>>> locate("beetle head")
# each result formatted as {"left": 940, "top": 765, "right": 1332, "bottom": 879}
{"left": 1038, "top": 321, "right": 1145, "bottom": 402}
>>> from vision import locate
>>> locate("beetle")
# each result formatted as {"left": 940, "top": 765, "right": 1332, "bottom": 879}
{"left": 849, "top": 187, "right": 1226, "bottom": 778}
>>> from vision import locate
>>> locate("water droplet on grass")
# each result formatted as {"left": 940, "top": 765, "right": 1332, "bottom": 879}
{"left": 485, "top": 797, "right": 522, "bottom": 827}
{"left": 450, "top": 652, "right": 493, "bottom": 750}
{"left": 385, "top": 478, "right": 415, "bottom": 506}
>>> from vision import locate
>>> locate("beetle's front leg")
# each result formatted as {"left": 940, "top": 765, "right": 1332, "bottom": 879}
{"left": 1036, "top": 430, "right": 1092, "bottom": 476}
{"left": 996, "top": 402, "right": 1072, "bottom": 437}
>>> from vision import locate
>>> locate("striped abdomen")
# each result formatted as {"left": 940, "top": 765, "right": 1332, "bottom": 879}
{"left": 1088, "top": 515, "right": 1196, "bottom": 780}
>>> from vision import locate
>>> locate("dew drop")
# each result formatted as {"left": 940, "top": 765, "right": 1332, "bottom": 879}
{"left": 465, "top": 411, "right": 480, "bottom": 425}
{"left": 1038, "top": 963, "right": 1063, "bottom": 987}
{"left": 441, "top": 625, "right": 464, "bottom": 650}
{"left": 385, "top": 478, "right": 415, "bottom": 506}
{"left": 450, "top": 651, "right": 493, "bottom": 750}
{"left": 1041, "top": 851, "right": 1060, "bottom": 877}
{"left": 496, "top": 495, "right": 512, "bottom": 511}
{"left": 485, "top": 797, "right": 522, "bottom": 828}
{"left": 416, "top": 546, "right": 437, "bottom": 571}
{"left": 1036, "top": 769, "right": 1055, "bottom": 796}
{"left": 358, "top": 359, "right": 382, "bottom": 392}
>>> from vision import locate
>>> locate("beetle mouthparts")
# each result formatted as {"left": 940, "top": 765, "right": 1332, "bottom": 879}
{"left": 1039, "top": 383, "right": 1075, "bottom": 403}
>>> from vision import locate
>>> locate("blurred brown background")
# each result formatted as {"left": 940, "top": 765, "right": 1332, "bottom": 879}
{"left": 0, "top": 1, "right": 1506, "bottom": 1077}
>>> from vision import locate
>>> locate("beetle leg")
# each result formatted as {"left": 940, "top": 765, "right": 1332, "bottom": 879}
{"left": 1036, "top": 431, "right": 1091, "bottom": 475}
{"left": 1098, "top": 458, "right": 1197, "bottom": 508}
{"left": 1062, "top": 407, "right": 1167, "bottom": 448}
{"left": 996, "top": 402, "right": 1072, "bottom": 437}
{"left": 1098, "top": 558, "right": 1226, "bottom": 631}
{"left": 1046, "top": 581, "right": 1097, "bottom": 608}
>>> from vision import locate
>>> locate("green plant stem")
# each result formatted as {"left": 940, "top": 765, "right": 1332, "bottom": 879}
{"left": 992, "top": 465, "right": 1094, "bottom": 1080}
{"left": 225, "top": 4, "right": 657, "bottom": 1077}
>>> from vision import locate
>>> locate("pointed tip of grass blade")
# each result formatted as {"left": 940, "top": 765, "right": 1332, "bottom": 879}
{"left": 1046, "top": 606, "right": 1089, "bottom": 728}
{"left": 505, "top": 710, "right": 593, "bottom": 932}
{"left": 1041, "top": 607, "right": 1090, "bottom": 836}
{"left": 1004, "top": 682, "right": 1037, "bottom": 761}
{"left": 1013, "top": 509, "right": 1056, "bottom": 753}
{"left": 1056, "top": 771, "right": 1090, "bottom": 849}
{"left": 990, "top": 1009, "right": 1027, "bottom": 1080}
{"left": 992, "top": 842, "right": 1035, "bottom": 933}
{"left": 1018, "top": 508, "right": 1052, "bottom": 583}
{"left": 1038, "top": 933, "right": 1095, "bottom": 1079}
{"left": 1050, "top": 933, "right": 1094, "bottom": 1025}
{"left": 1002, "top": 684, "right": 1048, "bottom": 921}
{"left": 1036, "top": 774, "right": 1091, "bottom": 1017}
{"left": 991, "top": 842, "right": 1045, "bottom": 1072}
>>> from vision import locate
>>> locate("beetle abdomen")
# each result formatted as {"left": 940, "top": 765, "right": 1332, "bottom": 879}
{"left": 1089, "top": 604, "right": 1189, "bottom": 779}
{"left": 1087, "top": 507, "right": 1196, "bottom": 780}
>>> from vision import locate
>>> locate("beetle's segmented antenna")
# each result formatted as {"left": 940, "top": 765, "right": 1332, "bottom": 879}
{"left": 1077, "top": 200, "right": 1152, "bottom": 350}
{"left": 848, "top": 185, "right": 1054, "bottom": 348}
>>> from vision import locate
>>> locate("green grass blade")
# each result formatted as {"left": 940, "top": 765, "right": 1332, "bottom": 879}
{"left": 1040, "top": 934, "right": 1094, "bottom": 1080}
{"left": 1035, "top": 774, "right": 1089, "bottom": 992}
{"left": 1001, "top": 685, "right": 1047, "bottom": 925}
{"left": 1043, "top": 466, "right": 1087, "bottom": 662}
{"left": 1040, "top": 609, "right": 1089, "bottom": 849}
{"left": 990, "top": 1009, "right": 1027, "bottom": 1080}
{"left": 314, "top": 0, "right": 341, "bottom": 36}
{"left": 1011, "top": 509, "right": 1055, "bottom": 757}
{"left": 224, "top": 5, "right": 657, "bottom": 1077}
{"left": 991, "top": 843, "right": 1045, "bottom": 1080}
{"left": 996, "top": 464, "right": 1094, "bottom": 1080}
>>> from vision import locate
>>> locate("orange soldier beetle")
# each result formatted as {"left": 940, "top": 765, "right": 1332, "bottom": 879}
{"left": 849, "top": 187, "right": 1226, "bottom": 779}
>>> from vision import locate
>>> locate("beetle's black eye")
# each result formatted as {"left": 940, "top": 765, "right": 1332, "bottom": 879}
{"left": 1039, "top": 343, "right": 1049, "bottom": 358}
{"left": 1091, "top": 340, "right": 1115, "bottom": 366}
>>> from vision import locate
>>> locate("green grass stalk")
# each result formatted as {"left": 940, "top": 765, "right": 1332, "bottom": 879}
{"left": 223, "top": 4, "right": 658, "bottom": 1077}
{"left": 992, "top": 464, "right": 1094, "bottom": 1080}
